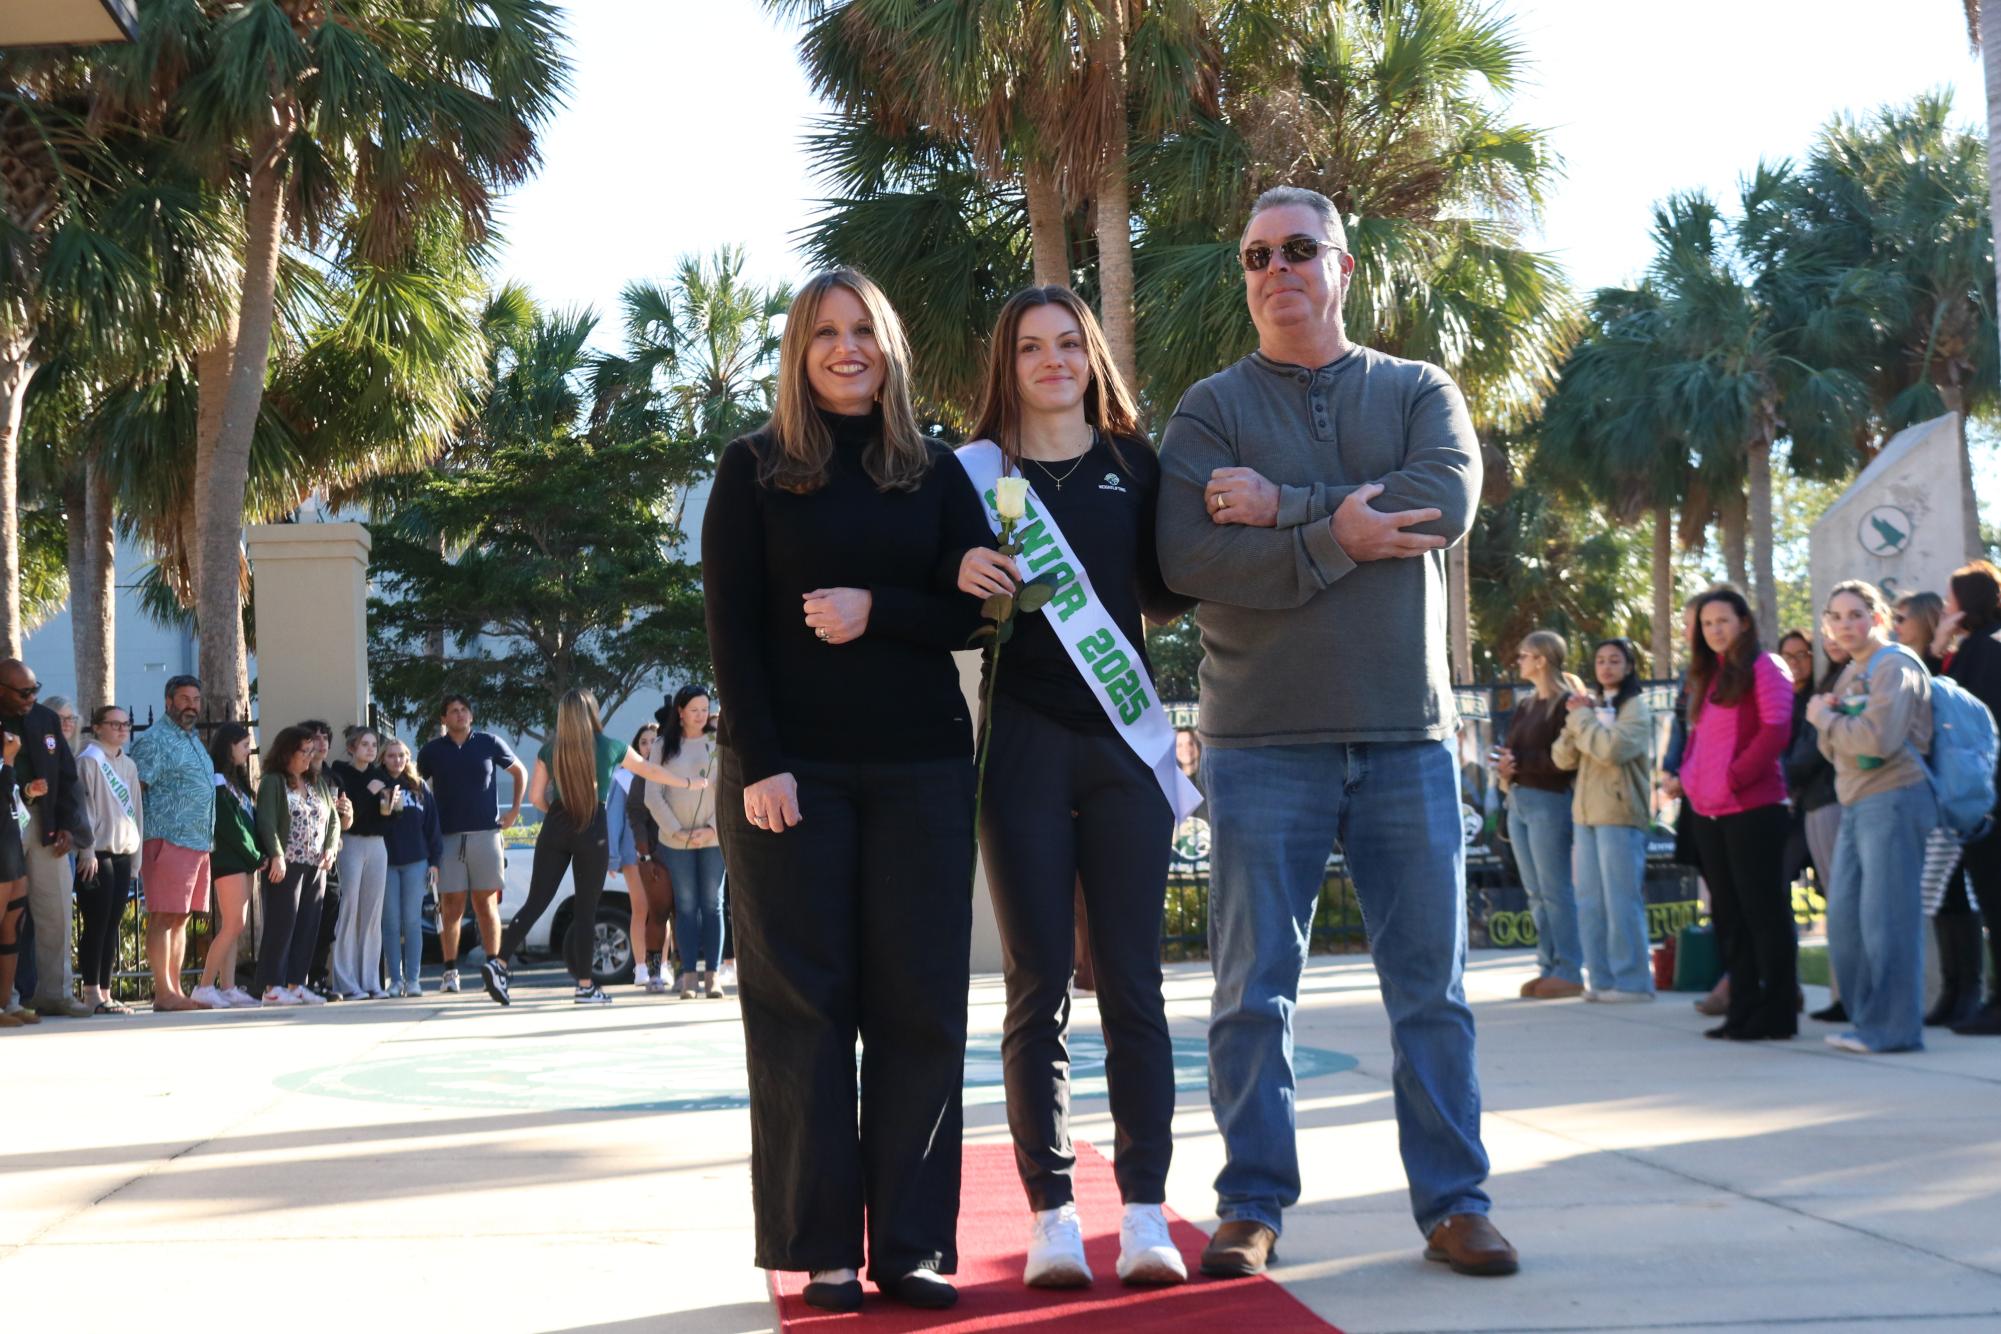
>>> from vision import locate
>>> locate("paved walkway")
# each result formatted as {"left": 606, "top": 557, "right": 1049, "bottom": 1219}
{"left": 6, "top": 953, "right": 2000, "bottom": 1333}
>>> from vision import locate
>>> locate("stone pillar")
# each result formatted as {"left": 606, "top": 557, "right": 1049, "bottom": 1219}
{"left": 956, "top": 649, "right": 1006, "bottom": 974}
{"left": 244, "top": 523, "right": 373, "bottom": 738}
{"left": 1810, "top": 413, "right": 1978, "bottom": 624}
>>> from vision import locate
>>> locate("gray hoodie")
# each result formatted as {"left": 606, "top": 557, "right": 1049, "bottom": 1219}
{"left": 1156, "top": 346, "right": 1481, "bottom": 746}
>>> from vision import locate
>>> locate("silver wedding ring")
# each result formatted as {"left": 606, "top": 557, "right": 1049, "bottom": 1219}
{"left": 816, "top": 627, "right": 831, "bottom": 641}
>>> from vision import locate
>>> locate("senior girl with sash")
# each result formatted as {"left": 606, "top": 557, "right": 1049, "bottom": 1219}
{"left": 955, "top": 285, "right": 1201, "bottom": 1290}
{"left": 75, "top": 707, "right": 143, "bottom": 1013}
{"left": 705, "top": 268, "right": 991, "bottom": 1314}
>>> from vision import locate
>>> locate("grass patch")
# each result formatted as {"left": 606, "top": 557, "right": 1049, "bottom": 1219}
{"left": 1798, "top": 943, "right": 1829, "bottom": 988}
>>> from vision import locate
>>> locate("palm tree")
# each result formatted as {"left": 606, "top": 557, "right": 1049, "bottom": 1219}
{"left": 1964, "top": 2, "right": 2001, "bottom": 381}
{"left": 1750, "top": 95, "right": 1996, "bottom": 557}
{"left": 154, "top": 0, "right": 567, "bottom": 720}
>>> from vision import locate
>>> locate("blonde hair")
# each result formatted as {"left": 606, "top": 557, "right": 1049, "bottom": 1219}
{"left": 380, "top": 736, "right": 421, "bottom": 794}
{"left": 551, "top": 689, "right": 607, "bottom": 828}
{"left": 1520, "top": 630, "right": 1585, "bottom": 696}
{"left": 763, "top": 268, "right": 930, "bottom": 495}
{"left": 1894, "top": 590, "right": 1943, "bottom": 648}
{"left": 968, "top": 285, "right": 1143, "bottom": 474}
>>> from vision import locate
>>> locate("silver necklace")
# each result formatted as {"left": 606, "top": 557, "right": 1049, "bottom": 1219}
{"left": 1024, "top": 430, "right": 1097, "bottom": 491}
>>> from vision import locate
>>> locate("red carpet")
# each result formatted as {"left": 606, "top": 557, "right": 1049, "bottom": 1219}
{"left": 769, "top": 1141, "right": 1342, "bottom": 1330}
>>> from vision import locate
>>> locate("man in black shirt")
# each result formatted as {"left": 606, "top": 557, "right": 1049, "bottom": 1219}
{"left": 0, "top": 658, "right": 91, "bottom": 1017}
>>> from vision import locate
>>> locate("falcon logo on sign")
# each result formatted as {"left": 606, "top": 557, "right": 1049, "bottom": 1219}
{"left": 1860, "top": 505, "right": 1914, "bottom": 558}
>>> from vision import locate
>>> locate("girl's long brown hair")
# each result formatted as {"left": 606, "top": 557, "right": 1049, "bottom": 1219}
{"left": 762, "top": 268, "right": 930, "bottom": 495}
{"left": 968, "top": 285, "right": 1143, "bottom": 475}
{"left": 551, "top": 689, "right": 607, "bottom": 828}
{"left": 264, "top": 726, "right": 313, "bottom": 792}
{"left": 1687, "top": 586, "right": 1760, "bottom": 721}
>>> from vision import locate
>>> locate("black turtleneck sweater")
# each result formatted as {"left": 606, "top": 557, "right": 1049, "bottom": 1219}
{"left": 702, "top": 409, "right": 993, "bottom": 785}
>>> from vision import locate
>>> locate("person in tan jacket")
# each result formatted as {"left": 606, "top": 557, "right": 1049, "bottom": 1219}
{"left": 644, "top": 685, "right": 723, "bottom": 999}
{"left": 1553, "top": 638, "right": 1657, "bottom": 1002}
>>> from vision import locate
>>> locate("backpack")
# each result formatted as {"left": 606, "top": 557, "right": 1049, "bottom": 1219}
{"left": 1863, "top": 643, "right": 1999, "bottom": 840}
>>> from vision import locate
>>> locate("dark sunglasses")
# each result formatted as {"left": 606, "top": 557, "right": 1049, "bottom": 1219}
{"left": 2, "top": 680, "right": 40, "bottom": 696}
{"left": 1242, "top": 236, "right": 1338, "bottom": 272}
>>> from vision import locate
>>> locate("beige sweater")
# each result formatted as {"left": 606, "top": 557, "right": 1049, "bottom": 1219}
{"left": 1551, "top": 695, "right": 1653, "bottom": 828}
{"left": 643, "top": 734, "right": 717, "bottom": 849}
{"left": 76, "top": 744, "right": 143, "bottom": 856}
{"left": 1818, "top": 647, "right": 1932, "bottom": 805}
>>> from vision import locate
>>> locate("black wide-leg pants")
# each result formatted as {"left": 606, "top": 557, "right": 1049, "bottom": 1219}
{"left": 720, "top": 751, "right": 974, "bottom": 1282}
{"left": 981, "top": 694, "right": 1175, "bottom": 1211}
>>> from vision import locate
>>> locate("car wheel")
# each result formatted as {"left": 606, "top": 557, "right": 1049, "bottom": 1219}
{"left": 593, "top": 904, "right": 635, "bottom": 986}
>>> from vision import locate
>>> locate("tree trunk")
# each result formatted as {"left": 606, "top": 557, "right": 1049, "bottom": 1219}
{"left": 191, "top": 319, "right": 238, "bottom": 604}
{"left": 1092, "top": 5, "right": 1139, "bottom": 393}
{"left": 1720, "top": 488, "right": 1748, "bottom": 592}
{"left": 1652, "top": 501, "right": 1674, "bottom": 677}
{"left": 0, "top": 337, "right": 31, "bottom": 659}
{"left": 198, "top": 140, "right": 285, "bottom": 723}
{"left": 1024, "top": 158, "right": 1068, "bottom": 287}
{"left": 1983, "top": 0, "right": 2001, "bottom": 506}
{"left": 1747, "top": 436, "right": 1779, "bottom": 637}
{"left": 1446, "top": 540, "right": 1471, "bottom": 684}
{"left": 75, "top": 454, "right": 116, "bottom": 720}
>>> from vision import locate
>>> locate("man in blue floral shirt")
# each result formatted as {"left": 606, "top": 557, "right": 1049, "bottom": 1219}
{"left": 128, "top": 675, "right": 216, "bottom": 1011}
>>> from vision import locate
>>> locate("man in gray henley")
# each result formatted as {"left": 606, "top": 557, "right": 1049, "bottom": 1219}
{"left": 1158, "top": 186, "right": 1515, "bottom": 1279}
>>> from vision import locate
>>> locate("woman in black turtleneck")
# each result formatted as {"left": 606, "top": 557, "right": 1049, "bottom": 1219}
{"left": 702, "top": 268, "right": 989, "bottom": 1315}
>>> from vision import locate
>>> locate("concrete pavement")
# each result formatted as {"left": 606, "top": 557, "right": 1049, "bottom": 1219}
{"left": 4, "top": 952, "right": 1999, "bottom": 1333}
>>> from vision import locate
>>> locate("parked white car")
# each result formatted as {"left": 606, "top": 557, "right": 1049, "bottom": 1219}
{"left": 421, "top": 835, "right": 641, "bottom": 985}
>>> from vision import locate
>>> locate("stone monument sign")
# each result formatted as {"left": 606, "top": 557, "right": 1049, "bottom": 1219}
{"left": 1810, "top": 413, "right": 1980, "bottom": 623}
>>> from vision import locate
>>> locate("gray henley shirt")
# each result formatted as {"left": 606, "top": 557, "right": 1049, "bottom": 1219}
{"left": 1156, "top": 345, "right": 1481, "bottom": 747}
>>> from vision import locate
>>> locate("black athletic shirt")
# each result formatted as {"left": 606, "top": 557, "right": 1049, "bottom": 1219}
{"left": 996, "top": 433, "right": 1196, "bottom": 734}
{"left": 702, "top": 408, "right": 992, "bottom": 785}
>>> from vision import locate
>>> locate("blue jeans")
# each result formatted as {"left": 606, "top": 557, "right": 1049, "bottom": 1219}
{"left": 660, "top": 844, "right": 726, "bottom": 973}
{"left": 1829, "top": 782, "right": 1936, "bottom": 1052}
{"left": 1574, "top": 823, "right": 1654, "bottom": 995}
{"left": 381, "top": 861, "right": 429, "bottom": 990}
{"left": 1506, "top": 786, "right": 1583, "bottom": 983}
{"left": 1204, "top": 740, "right": 1490, "bottom": 1237}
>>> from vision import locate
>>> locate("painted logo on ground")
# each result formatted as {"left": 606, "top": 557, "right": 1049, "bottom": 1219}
{"left": 276, "top": 1030, "right": 1358, "bottom": 1114}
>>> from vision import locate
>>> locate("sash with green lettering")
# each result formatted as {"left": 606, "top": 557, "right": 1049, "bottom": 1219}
{"left": 956, "top": 440, "right": 1201, "bottom": 822}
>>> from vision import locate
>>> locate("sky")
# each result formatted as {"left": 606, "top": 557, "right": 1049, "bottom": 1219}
{"left": 489, "top": 0, "right": 1989, "bottom": 324}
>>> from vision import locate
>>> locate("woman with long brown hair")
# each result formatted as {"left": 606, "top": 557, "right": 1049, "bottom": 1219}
{"left": 703, "top": 267, "right": 991, "bottom": 1313}
{"left": 253, "top": 726, "right": 340, "bottom": 1006}
{"left": 952, "top": 285, "right": 1197, "bottom": 1289}
{"left": 1680, "top": 586, "right": 1798, "bottom": 1041}
{"left": 480, "top": 689, "right": 700, "bottom": 1008}
{"left": 1934, "top": 561, "right": 2001, "bottom": 1034}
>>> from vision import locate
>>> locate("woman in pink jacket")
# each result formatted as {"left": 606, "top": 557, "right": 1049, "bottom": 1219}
{"left": 1681, "top": 587, "right": 1798, "bottom": 1041}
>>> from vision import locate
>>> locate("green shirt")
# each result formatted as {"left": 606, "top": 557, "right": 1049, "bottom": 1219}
{"left": 539, "top": 732, "right": 627, "bottom": 813}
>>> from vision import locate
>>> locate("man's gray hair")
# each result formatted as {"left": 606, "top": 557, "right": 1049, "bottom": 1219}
{"left": 1244, "top": 186, "right": 1349, "bottom": 251}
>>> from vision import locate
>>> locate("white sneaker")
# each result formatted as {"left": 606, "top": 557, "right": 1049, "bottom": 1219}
{"left": 224, "top": 986, "right": 260, "bottom": 1007}
{"left": 190, "top": 984, "right": 228, "bottom": 1009}
{"left": 262, "top": 986, "right": 301, "bottom": 1006}
{"left": 1024, "top": 1203, "right": 1092, "bottom": 1288}
{"left": 1826, "top": 1032, "right": 1873, "bottom": 1053}
{"left": 404, "top": 980, "right": 423, "bottom": 997}
{"left": 718, "top": 960, "right": 738, "bottom": 988}
{"left": 1595, "top": 989, "right": 1656, "bottom": 1004}
{"left": 633, "top": 962, "right": 652, "bottom": 988}
{"left": 441, "top": 968, "right": 461, "bottom": 993}
{"left": 291, "top": 985, "right": 326, "bottom": 1006}
{"left": 1116, "top": 1203, "right": 1187, "bottom": 1285}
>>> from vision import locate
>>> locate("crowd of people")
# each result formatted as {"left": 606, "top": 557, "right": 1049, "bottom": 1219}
{"left": 6, "top": 182, "right": 1996, "bottom": 1316}
{"left": 1498, "top": 572, "right": 2001, "bottom": 1052}
{"left": 0, "top": 671, "right": 736, "bottom": 1022}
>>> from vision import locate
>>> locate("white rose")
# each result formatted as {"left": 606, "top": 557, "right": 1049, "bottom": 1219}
{"left": 993, "top": 475, "right": 1030, "bottom": 522}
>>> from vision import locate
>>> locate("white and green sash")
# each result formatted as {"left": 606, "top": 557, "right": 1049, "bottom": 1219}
{"left": 81, "top": 743, "right": 137, "bottom": 822}
{"left": 956, "top": 440, "right": 1202, "bottom": 822}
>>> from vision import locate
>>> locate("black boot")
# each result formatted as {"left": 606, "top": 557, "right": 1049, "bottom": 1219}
{"left": 1953, "top": 921, "right": 2001, "bottom": 1035}
{"left": 1925, "top": 913, "right": 1983, "bottom": 1028}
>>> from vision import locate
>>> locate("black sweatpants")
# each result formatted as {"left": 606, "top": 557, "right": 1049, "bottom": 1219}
{"left": 77, "top": 852, "right": 133, "bottom": 989}
{"left": 719, "top": 751, "right": 973, "bottom": 1283}
{"left": 254, "top": 864, "right": 326, "bottom": 991}
{"left": 1956, "top": 825, "right": 2001, "bottom": 1003}
{"left": 981, "top": 695, "right": 1174, "bottom": 1210}
{"left": 500, "top": 806, "right": 608, "bottom": 981}
{"left": 1691, "top": 804, "right": 1797, "bottom": 1036}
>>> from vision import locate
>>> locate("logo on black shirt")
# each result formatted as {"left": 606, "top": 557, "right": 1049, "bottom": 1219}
{"left": 1098, "top": 472, "right": 1127, "bottom": 493}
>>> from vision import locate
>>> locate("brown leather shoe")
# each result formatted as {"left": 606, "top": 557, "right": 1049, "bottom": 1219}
{"left": 1425, "top": 1213, "right": 1519, "bottom": 1276}
{"left": 1527, "top": 977, "right": 1584, "bottom": 999}
{"left": 1199, "top": 1220, "right": 1278, "bottom": 1277}
{"left": 1519, "top": 977, "right": 1541, "bottom": 998}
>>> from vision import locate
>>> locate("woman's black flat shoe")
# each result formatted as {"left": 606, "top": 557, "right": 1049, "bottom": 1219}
{"left": 886, "top": 1272, "right": 959, "bottom": 1310}
{"left": 802, "top": 1277, "right": 863, "bottom": 1312}
{"left": 1809, "top": 1001, "right": 1847, "bottom": 1023}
